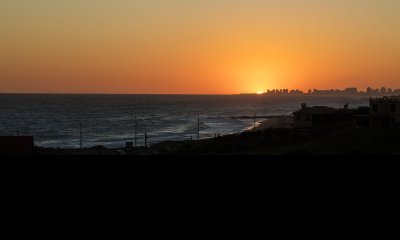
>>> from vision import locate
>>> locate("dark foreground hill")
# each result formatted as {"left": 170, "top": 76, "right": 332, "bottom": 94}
{"left": 152, "top": 127, "right": 400, "bottom": 155}
{"left": 35, "top": 124, "right": 400, "bottom": 155}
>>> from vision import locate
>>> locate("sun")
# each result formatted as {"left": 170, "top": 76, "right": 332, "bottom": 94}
{"left": 257, "top": 91, "right": 264, "bottom": 95}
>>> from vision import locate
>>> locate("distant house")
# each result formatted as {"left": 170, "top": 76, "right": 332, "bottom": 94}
{"left": 293, "top": 103, "right": 351, "bottom": 128}
{"left": 0, "top": 136, "right": 34, "bottom": 155}
{"left": 370, "top": 96, "right": 400, "bottom": 128}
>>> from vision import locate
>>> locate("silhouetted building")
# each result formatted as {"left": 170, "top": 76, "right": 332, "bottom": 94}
{"left": 293, "top": 104, "right": 342, "bottom": 128}
{"left": 344, "top": 87, "right": 358, "bottom": 95}
{"left": 367, "top": 87, "right": 373, "bottom": 94}
{"left": 0, "top": 136, "right": 34, "bottom": 155}
{"left": 380, "top": 87, "right": 387, "bottom": 94}
{"left": 312, "top": 89, "right": 321, "bottom": 95}
{"left": 370, "top": 96, "right": 400, "bottom": 128}
{"left": 289, "top": 89, "right": 303, "bottom": 95}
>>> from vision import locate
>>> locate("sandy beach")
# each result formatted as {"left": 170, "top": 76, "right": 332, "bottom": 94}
{"left": 247, "top": 116, "right": 293, "bottom": 132}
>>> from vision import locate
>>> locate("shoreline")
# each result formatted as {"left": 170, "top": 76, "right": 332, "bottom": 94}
{"left": 34, "top": 115, "right": 294, "bottom": 154}
{"left": 246, "top": 116, "right": 293, "bottom": 132}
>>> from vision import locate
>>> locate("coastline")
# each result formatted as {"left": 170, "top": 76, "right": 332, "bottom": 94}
{"left": 246, "top": 116, "right": 293, "bottom": 132}
{"left": 35, "top": 116, "right": 294, "bottom": 155}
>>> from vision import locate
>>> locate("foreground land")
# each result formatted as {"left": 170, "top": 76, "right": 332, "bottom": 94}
{"left": 151, "top": 127, "right": 400, "bottom": 155}
{"left": 37, "top": 123, "right": 400, "bottom": 155}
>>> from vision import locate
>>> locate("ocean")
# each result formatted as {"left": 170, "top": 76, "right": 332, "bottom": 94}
{"left": 0, "top": 94, "right": 369, "bottom": 148}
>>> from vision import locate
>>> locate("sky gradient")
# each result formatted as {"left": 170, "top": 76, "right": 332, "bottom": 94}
{"left": 1, "top": 0, "right": 400, "bottom": 94}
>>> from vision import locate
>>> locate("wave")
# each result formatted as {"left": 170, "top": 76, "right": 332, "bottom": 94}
{"left": 182, "top": 122, "right": 211, "bottom": 134}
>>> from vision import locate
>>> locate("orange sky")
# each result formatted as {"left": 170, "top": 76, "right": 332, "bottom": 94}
{"left": 1, "top": 0, "right": 400, "bottom": 94}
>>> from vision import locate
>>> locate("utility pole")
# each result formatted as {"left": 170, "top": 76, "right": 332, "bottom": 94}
{"left": 144, "top": 132, "right": 147, "bottom": 148}
{"left": 80, "top": 121, "right": 83, "bottom": 149}
{"left": 197, "top": 115, "right": 200, "bottom": 140}
{"left": 254, "top": 112, "right": 257, "bottom": 129}
{"left": 134, "top": 116, "right": 137, "bottom": 148}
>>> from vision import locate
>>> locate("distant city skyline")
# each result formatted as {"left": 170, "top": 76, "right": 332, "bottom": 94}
{"left": 242, "top": 86, "right": 400, "bottom": 95}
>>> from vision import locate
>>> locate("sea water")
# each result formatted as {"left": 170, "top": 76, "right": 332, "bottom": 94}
{"left": 0, "top": 94, "right": 369, "bottom": 148}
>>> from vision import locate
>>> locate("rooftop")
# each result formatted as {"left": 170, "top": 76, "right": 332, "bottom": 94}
{"left": 294, "top": 106, "right": 339, "bottom": 115}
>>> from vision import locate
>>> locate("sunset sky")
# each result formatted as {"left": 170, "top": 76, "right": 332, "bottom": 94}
{"left": 1, "top": 0, "right": 400, "bottom": 94}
